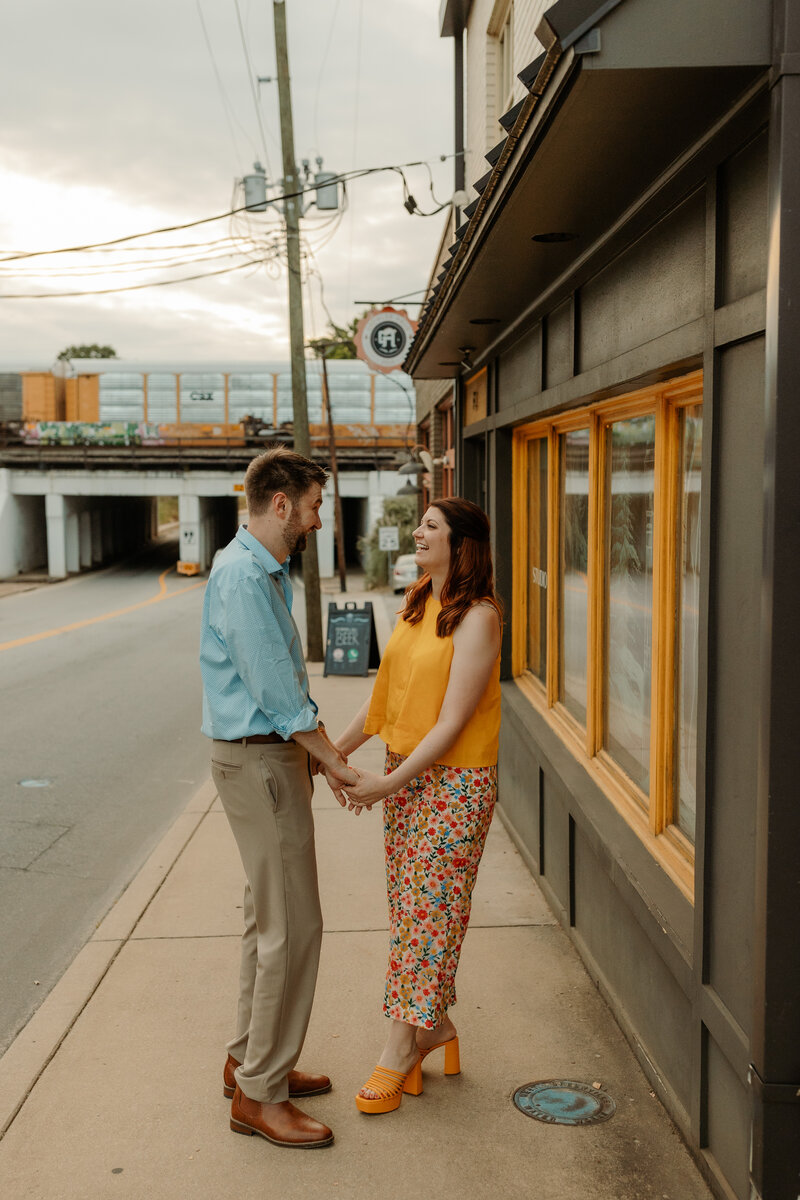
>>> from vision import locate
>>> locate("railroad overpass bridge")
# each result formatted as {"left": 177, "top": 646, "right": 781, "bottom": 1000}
{"left": 0, "top": 442, "right": 404, "bottom": 580}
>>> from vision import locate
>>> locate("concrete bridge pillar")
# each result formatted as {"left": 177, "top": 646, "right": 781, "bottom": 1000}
{"left": 65, "top": 503, "right": 80, "bottom": 574}
{"left": 0, "top": 470, "right": 17, "bottom": 578}
{"left": 45, "top": 493, "right": 67, "bottom": 579}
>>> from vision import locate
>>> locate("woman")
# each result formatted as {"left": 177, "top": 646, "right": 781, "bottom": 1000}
{"left": 333, "top": 497, "right": 502, "bottom": 1115}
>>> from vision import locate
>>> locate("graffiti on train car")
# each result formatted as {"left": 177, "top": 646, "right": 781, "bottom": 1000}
{"left": 19, "top": 421, "right": 251, "bottom": 447}
{"left": 22, "top": 421, "right": 165, "bottom": 446}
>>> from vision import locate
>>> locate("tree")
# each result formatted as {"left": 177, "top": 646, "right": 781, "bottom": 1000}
{"left": 307, "top": 316, "right": 361, "bottom": 360}
{"left": 57, "top": 344, "right": 118, "bottom": 361}
{"left": 358, "top": 496, "right": 418, "bottom": 588}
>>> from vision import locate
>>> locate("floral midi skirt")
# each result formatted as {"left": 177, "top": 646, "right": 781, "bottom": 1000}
{"left": 382, "top": 749, "right": 497, "bottom": 1029}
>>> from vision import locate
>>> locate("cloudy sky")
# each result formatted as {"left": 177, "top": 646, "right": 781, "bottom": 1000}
{"left": 0, "top": 0, "right": 454, "bottom": 366}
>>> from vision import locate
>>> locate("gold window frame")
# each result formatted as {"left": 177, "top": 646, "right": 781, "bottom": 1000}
{"left": 512, "top": 370, "right": 703, "bottom": 901}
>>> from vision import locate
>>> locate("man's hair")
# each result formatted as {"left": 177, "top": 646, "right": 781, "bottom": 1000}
{"left": 244, "top": 445, "right": 328, "bottom": 515}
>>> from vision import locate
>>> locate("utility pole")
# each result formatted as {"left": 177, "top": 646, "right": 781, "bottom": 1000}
{"left": 320, "top": 351, "right": 347, "bottom": 592}
{"left": 273, "top": 0, "right": 324, "bottom": 660}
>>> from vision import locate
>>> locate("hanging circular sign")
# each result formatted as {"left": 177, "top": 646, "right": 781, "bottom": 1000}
{"left": 354, "top": 307, "right": 417, "bottom": 374}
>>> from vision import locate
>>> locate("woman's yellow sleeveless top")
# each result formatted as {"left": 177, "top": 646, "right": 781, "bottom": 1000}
{"left": 363, "top": 595, "right": 501, "bottom": 768}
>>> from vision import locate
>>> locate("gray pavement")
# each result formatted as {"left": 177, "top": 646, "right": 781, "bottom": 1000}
{"left": 0, "top": 580, "right": 713, "bottom": 1200}
{"left": 0, "top": 537, "right": 210, "bottom": 1054}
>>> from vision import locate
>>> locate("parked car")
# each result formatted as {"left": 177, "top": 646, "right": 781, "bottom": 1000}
{"left": 392, "top": 553, "right": 419, "bottom": 593}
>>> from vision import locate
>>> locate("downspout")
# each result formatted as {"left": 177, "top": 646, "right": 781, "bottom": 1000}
{"left": 454, "top": 28, "right": 465, "bottom": 225}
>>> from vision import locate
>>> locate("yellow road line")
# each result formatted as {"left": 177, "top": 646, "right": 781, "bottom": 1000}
{"left": 0, "top": 566, "right": 204, "bottom": 653}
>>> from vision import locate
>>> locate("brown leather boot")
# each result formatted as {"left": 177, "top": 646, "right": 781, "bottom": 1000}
{"left": 223, "top": 1054, "right": 331, "bottom": 1100}
{"left": 229, "top": 1086, "right": 333, "bottom": 1147}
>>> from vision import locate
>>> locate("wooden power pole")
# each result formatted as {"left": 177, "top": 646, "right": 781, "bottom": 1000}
{"left": 273, "top": 0, "right": 324, "bottom": 660}
{"left": 320, "top": 351, "right": 347, "bottom": 592}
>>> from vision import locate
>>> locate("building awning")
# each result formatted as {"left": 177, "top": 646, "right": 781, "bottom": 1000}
{"left": 409, "top": 0, "right": 770, "bottom": 379}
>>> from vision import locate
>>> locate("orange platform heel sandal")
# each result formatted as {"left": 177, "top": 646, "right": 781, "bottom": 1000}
{"left": 419, "top": 1035, "right": 460, "bottom": 1075}
{"left": 355, "top": 1058, "right": 423, "bottom": 1114}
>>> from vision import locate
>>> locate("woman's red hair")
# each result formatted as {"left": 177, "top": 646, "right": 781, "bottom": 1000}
{"left": 403, "top": 497, "right": 501, "bottom": 637}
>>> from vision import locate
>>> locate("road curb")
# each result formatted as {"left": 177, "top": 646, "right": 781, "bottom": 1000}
{"left": 0, "top": 778, "right": 218, "bottom": 1139}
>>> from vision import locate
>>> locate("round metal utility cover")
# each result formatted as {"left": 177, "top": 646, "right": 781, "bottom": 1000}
{"left": 513, "top": 1080, "right": 616, "bottom": 1126}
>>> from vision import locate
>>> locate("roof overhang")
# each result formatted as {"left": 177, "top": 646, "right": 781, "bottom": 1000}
{"left": 439, "top": 0, "right": 471, "bottom": 38}
{"left": 408, "top": 0, "right": 771, "bottom": 379}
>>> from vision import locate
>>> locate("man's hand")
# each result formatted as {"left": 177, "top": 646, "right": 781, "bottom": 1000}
{"left": 340, "top": 768, "right": 391, "bottom": 808}
{"left": 326, "top": 759, "right": 359, "bottom": 786}
{"left": 322, "top": 765, "right": 374, "bottom": 814}
{"left": 293, "top": 724, "right": 357, "bottom": 783}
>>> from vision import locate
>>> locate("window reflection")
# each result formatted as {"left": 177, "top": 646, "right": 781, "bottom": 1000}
{"left": 676, "top": 406, "right": 702, "bottom": 842}
{"left": 526, "top": 438, "right": 548, "bottom": 684}
{"left": 604, "top": 416, "right": 655, "bottom": 794}
{"left": 560, "top": 430, "right": 589, "bottom": 724}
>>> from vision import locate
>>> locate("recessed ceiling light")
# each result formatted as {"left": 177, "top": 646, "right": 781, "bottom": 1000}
{"left": 531, "top": 231, "right": 579, "bottom": 243}
{"left": 469, "top": 317, "right": 500, "bottom": 325}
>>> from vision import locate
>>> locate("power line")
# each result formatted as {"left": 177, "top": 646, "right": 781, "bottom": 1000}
{"left": 195, "top": 0, "right": 252, "bottom": 171}
{"left": 345, "top": 0, "right": 365, "bottom": 307}
{"left": 0, "top": 156, "right": 460, "bottom": 264}
{"left": 0, "top": 244, "right": 263, "bottom": 279}
{"left": 312, "top": 0, "right": 342, "bottom": 154}
{"left": 0, "top": 236, "right": 252, "bottom": 256}
{"left": 0, "top": 257, "right": 268, "bottom": 299}
{"left": 233, "top": 0, "right": 272, "bottom": 177}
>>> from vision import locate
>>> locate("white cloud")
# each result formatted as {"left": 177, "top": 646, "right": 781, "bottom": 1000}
{"left": 0, "top": 0, "right": 454, "bottom": 362}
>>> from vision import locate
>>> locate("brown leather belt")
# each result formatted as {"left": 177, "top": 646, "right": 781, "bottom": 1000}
{"left": 220, "top": 733, "right": 286, "bottom": 745}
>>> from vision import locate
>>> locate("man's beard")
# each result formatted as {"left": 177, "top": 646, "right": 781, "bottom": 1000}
{"left": 284, "top": 514, "right": 309, "bottom": 556}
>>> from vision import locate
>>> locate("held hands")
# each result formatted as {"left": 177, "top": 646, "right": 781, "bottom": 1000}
{"left": 322, "top": 753, "right": 366, "bottom": 814}
{"left": 321, "top": 742, "right": 377, "bottom": 816}
{"left": 339, "top": 768, "right": 393, "bottom": 808}
{"left": 323, "top": 764, "right": 374, "bottom": 815}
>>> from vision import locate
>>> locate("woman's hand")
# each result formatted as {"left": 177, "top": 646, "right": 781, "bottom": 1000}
{"left": 343, "top": 768, "right": 393, "bottom": 808}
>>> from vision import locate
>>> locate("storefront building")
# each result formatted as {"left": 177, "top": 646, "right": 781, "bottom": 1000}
{"left": 408, "top": 2, "right": 799, "bottom": 1197}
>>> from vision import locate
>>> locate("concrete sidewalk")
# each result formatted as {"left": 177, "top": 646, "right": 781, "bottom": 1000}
{"left": 0, "top": 589, "right": 712, "bottom": 1199}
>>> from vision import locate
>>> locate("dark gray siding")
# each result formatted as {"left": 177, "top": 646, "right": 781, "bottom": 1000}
{"left": 718, "top": 131, "right": 768, "bottom": 306}
{"left": 544, "top": 299, "right": 574, "bottom": 389}
{"left": 706, "top": 337, "right": 763, "bottom": 1038}
{"left": 580, "top": 191, "right": 706, "bottom": 373}
{"left": 480, "top": 97, "right": 771, "bottom": 1200}
{"left": 497, "top": 325, "right": 541, "bottom": 412}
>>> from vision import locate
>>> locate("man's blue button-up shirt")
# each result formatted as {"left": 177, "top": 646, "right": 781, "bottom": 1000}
{"left": 200, "top": 525, "right": 318, "bottom": 740}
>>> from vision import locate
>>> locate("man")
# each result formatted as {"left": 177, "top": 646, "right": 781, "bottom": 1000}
{"left": 200, "top": 446, "right": 357, "bottom": 1149}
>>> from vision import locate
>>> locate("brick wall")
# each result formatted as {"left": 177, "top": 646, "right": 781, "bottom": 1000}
{"left": 463, "top": 0, "right": 548, "bottom": 196}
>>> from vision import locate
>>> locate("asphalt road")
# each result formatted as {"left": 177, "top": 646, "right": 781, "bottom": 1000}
{"left": 0, "top": 538, "right": 210, "bottom": 1055}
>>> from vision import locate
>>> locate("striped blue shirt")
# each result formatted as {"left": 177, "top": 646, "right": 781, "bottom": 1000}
{"left": 200, "top": 525, "right": 318, "bottom": 740}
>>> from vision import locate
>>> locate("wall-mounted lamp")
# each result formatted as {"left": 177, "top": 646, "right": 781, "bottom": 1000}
{"left": 458, "top": 345, "right": 475, "bottom": 371}
{"left": 397, "top": 444, "right": 445, "bottom": 478}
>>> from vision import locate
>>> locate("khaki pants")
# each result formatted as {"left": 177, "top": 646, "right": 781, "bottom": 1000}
{"left": 211, "top": 739, "right": 322, "bottom": 1104}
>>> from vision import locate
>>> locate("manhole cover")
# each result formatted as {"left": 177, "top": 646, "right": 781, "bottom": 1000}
{"left": 18, "top": 778, "right": 53, "bottom": 788}
{"left": 513, "top": 1079, "right": 616, "bottom": 1125}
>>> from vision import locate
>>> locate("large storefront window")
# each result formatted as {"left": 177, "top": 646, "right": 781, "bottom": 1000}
{"left": 512, "top": 372, "right": 703, "bottom": 897}
{"left": 526, "top": 438, "right": 548, "bottom": 685}
{"left": 605, "top": 416, "right": 655, "bottom": 795}
{"left": 560, "top": 430, "right": 589, "bottom": 724}
{"left": 675, "top": 405, "right": 702, "bottom": 842}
